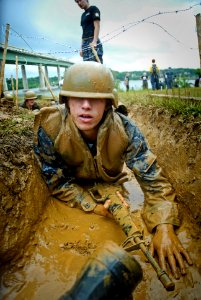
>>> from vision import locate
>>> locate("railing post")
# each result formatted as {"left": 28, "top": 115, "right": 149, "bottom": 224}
{"left": 21, "top": 65, "right": 29, "bottom": 90}
{"left": 0, "top": 23, "right": 10, "bottom": 97}
{"left": 38, "top": 64, "right": 46, "bottom": 90}
{"left": 196, "top": 13, "right": 201, "bottom": 69}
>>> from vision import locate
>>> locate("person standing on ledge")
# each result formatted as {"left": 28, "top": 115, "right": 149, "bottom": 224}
{"left": 124, "top": 73, "right": 130, "bottom": 92}
{"left": 75, "top": 0, "right": 103, "bottom": 63}
{"left": 149, "top": 59, "right": 160, "bottom": 90}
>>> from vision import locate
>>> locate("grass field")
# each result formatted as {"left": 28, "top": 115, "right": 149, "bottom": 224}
{"left": 118, "top": 87, "right": 201, "bottom": 118}
{"left": 12, "top": 86, "right": 201, "bottom": 119}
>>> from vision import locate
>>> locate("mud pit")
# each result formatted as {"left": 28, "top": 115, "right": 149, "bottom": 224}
{"left": 0, "top": 106, "right": 201, "bottom": 299}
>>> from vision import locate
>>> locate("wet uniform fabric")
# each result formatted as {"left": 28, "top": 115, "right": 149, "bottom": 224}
{"left": 81, "top": 6, "right": 103, "bottom": 63}
{"left": 34, "top": 105, "right": 180, "bottom": 235}
{"left": 20, "top": 102, "right": 40, "bottom": 110}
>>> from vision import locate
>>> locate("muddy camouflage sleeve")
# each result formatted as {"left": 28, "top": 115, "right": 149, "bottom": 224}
{"left": 119, "top": 114, "right": 180, "bottom": 232}
{"left": 34, "top": 126, "right": 96, "bottom": 211}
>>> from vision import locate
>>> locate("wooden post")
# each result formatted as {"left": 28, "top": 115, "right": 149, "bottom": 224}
{"left": 39, "top": 64, "right": 57, "bottom": 101}
{"left": 15, "top": 56, "right": 19, "bottom": 107}
{"left": 196, "top": 14, "right": 201, "bottom": 69}
{"left": 11, "top": 75, "right": 15, "bottom": 96}
{"left": 91, "top": 46, "right": 101, "bottom": 63}
{"left": 0, "top": 23, "right": 10, "bottom": 97}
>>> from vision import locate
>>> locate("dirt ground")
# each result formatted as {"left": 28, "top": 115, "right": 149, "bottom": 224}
{"left": 0, "top": 104, "right": 201, "bottom": 300}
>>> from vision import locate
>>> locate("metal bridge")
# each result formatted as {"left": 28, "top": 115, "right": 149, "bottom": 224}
{"left": 0, "top": 44, "right": 73, "bottom": 68}
{"left": 0, "top": 44, "right": 73, "bottom": 91}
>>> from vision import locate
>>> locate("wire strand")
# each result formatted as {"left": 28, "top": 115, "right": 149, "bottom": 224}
{"left": 1, "top": 2, "right": 200, "bottom": 59}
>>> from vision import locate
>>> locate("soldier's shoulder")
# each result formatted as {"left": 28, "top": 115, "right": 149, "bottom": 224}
{"left": 35, "top": 104, "right": 65, "bottom": 123}
{"left": 34, "top": 104, "right": 66, "bottom": 139}
{"left": 39, "top": 104, "right": 62, "bottom": 115}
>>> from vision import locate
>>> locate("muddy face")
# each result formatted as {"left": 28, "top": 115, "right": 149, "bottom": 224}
{"left": 68, "top": 97, "right": 107, "bottom": 140}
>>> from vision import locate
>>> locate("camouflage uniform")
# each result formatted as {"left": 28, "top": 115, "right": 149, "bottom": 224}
{"left": 34, "top": 105, "right": 180, "bottom": 236}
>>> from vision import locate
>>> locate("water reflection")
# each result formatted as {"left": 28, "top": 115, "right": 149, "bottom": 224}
{"left": 16, "top": 86, "right": 61, "bottom": 98}
{"left": 124, "top": 178, "right": 144, "bottom": 211}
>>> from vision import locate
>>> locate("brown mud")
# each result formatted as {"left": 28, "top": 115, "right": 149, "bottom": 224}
{"left": 0, "top": 105, "right": 201, "bottom": 299}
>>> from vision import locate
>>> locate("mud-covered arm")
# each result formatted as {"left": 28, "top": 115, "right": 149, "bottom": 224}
{"left": 34, "top": 126, "right": 96, "bottom": 212}
{"left": 120, "top": 114, "right": 180, "bottom": 232}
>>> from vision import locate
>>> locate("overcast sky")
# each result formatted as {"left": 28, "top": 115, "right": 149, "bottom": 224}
{"left": 0, "top": 0, "right": 200, "bottom": 78}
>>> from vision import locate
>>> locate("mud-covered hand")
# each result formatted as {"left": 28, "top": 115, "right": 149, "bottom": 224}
{"left": 150, "top": 224, "right": 193, "bottom": 279}
{"left": 94, "top": 199, "right": 113, "bottom": 218}
{"left": 89, "top": 184, "right": 124, "bottom": 219}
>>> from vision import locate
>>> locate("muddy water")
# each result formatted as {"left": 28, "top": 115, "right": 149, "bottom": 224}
{"left": 1, "top": 179, "right": 201, "bottom": 300}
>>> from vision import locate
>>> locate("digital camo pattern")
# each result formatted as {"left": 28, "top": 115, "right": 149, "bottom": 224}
{"left": 34, "top": 110, "right": 180, "bottom": 233}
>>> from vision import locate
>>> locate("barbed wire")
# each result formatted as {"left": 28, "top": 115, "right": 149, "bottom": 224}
{"left": 43, "top": 2, "right": 201, "bottom": 55}
{"left": 3, "top": 27, "right": 79, "bottom": 54}
{"left": 47, "top": 1, "right": 201, "bottom": 54}
{"left": 100, "top": 2, "right": 201, "bottom": 41}
{"left": 9, "top": 27, "right": 34, "bottom": 52}
{"left": 1, "top": 2, "right": 201, "bottom": 58}
{"left": 0, "top": 41, "right": 73, "bottom": 68}
{"left": 144, "top": 21, "right": 198, "bottom": 50}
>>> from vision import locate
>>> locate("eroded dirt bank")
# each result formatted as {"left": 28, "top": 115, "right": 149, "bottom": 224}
{"left": 0, "top": 108, "right": 49, "bottom": 265}
{"left": 0, "top": 105, "right": 201, "bottom": 300}
{"left": 129, "top": 105, "right": 201, "bottom": 223}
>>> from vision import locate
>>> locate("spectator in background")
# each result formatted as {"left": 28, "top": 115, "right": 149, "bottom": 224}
{"left": 124, "top": 73, "right": 130, "bottom": 92}
{"left": 173, "top": 75, "right": 179, "bottom": 88}
{"left": 20, "top": 90, "right": 40, "bottom": 111}
{"left": 194, "top": 75, "right": 201, "bottom": 87}
{"left": 158, "top": 80, "right": 165, "bottom": 90}
{"left": 149, "top": 59, "right": 160, "bottom": 90}
{"left": 141, "top": 72, "right": 148, "bottom": 89}
{"left": 75, "top": 0, "right": 103, "bottom": 63}
{"left": 165, "top": 67, "right": 174, "bottom": 89}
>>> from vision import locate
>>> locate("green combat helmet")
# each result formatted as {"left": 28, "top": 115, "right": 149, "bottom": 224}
{"left": 60, "top": 241, "right": 142, "bottom": 300}
{"left": 24, "top": 90, "right": 37, "bottom": 100}
{"left": 0, "top": 92, "right": 14, "bottom": 107}
{"left": 59, "top": 61, "right": 118, "bottom": 108}
{"left": 5, "top": 93, "right": 14, "bottom": 101}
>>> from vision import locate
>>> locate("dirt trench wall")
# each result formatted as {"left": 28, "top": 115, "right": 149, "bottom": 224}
{"left": 0, "top": 105, "right": 201, "bottom": 267}
{"left": 0, "top": 134, "right": 49, "bottom": 265}
{"left": 129, "top": 105, "right": 201, "bottom": 223}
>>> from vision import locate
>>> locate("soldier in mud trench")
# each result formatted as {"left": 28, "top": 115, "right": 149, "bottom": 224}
{"left": 33, "top": 61, "right": 193, "bottom": 285}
